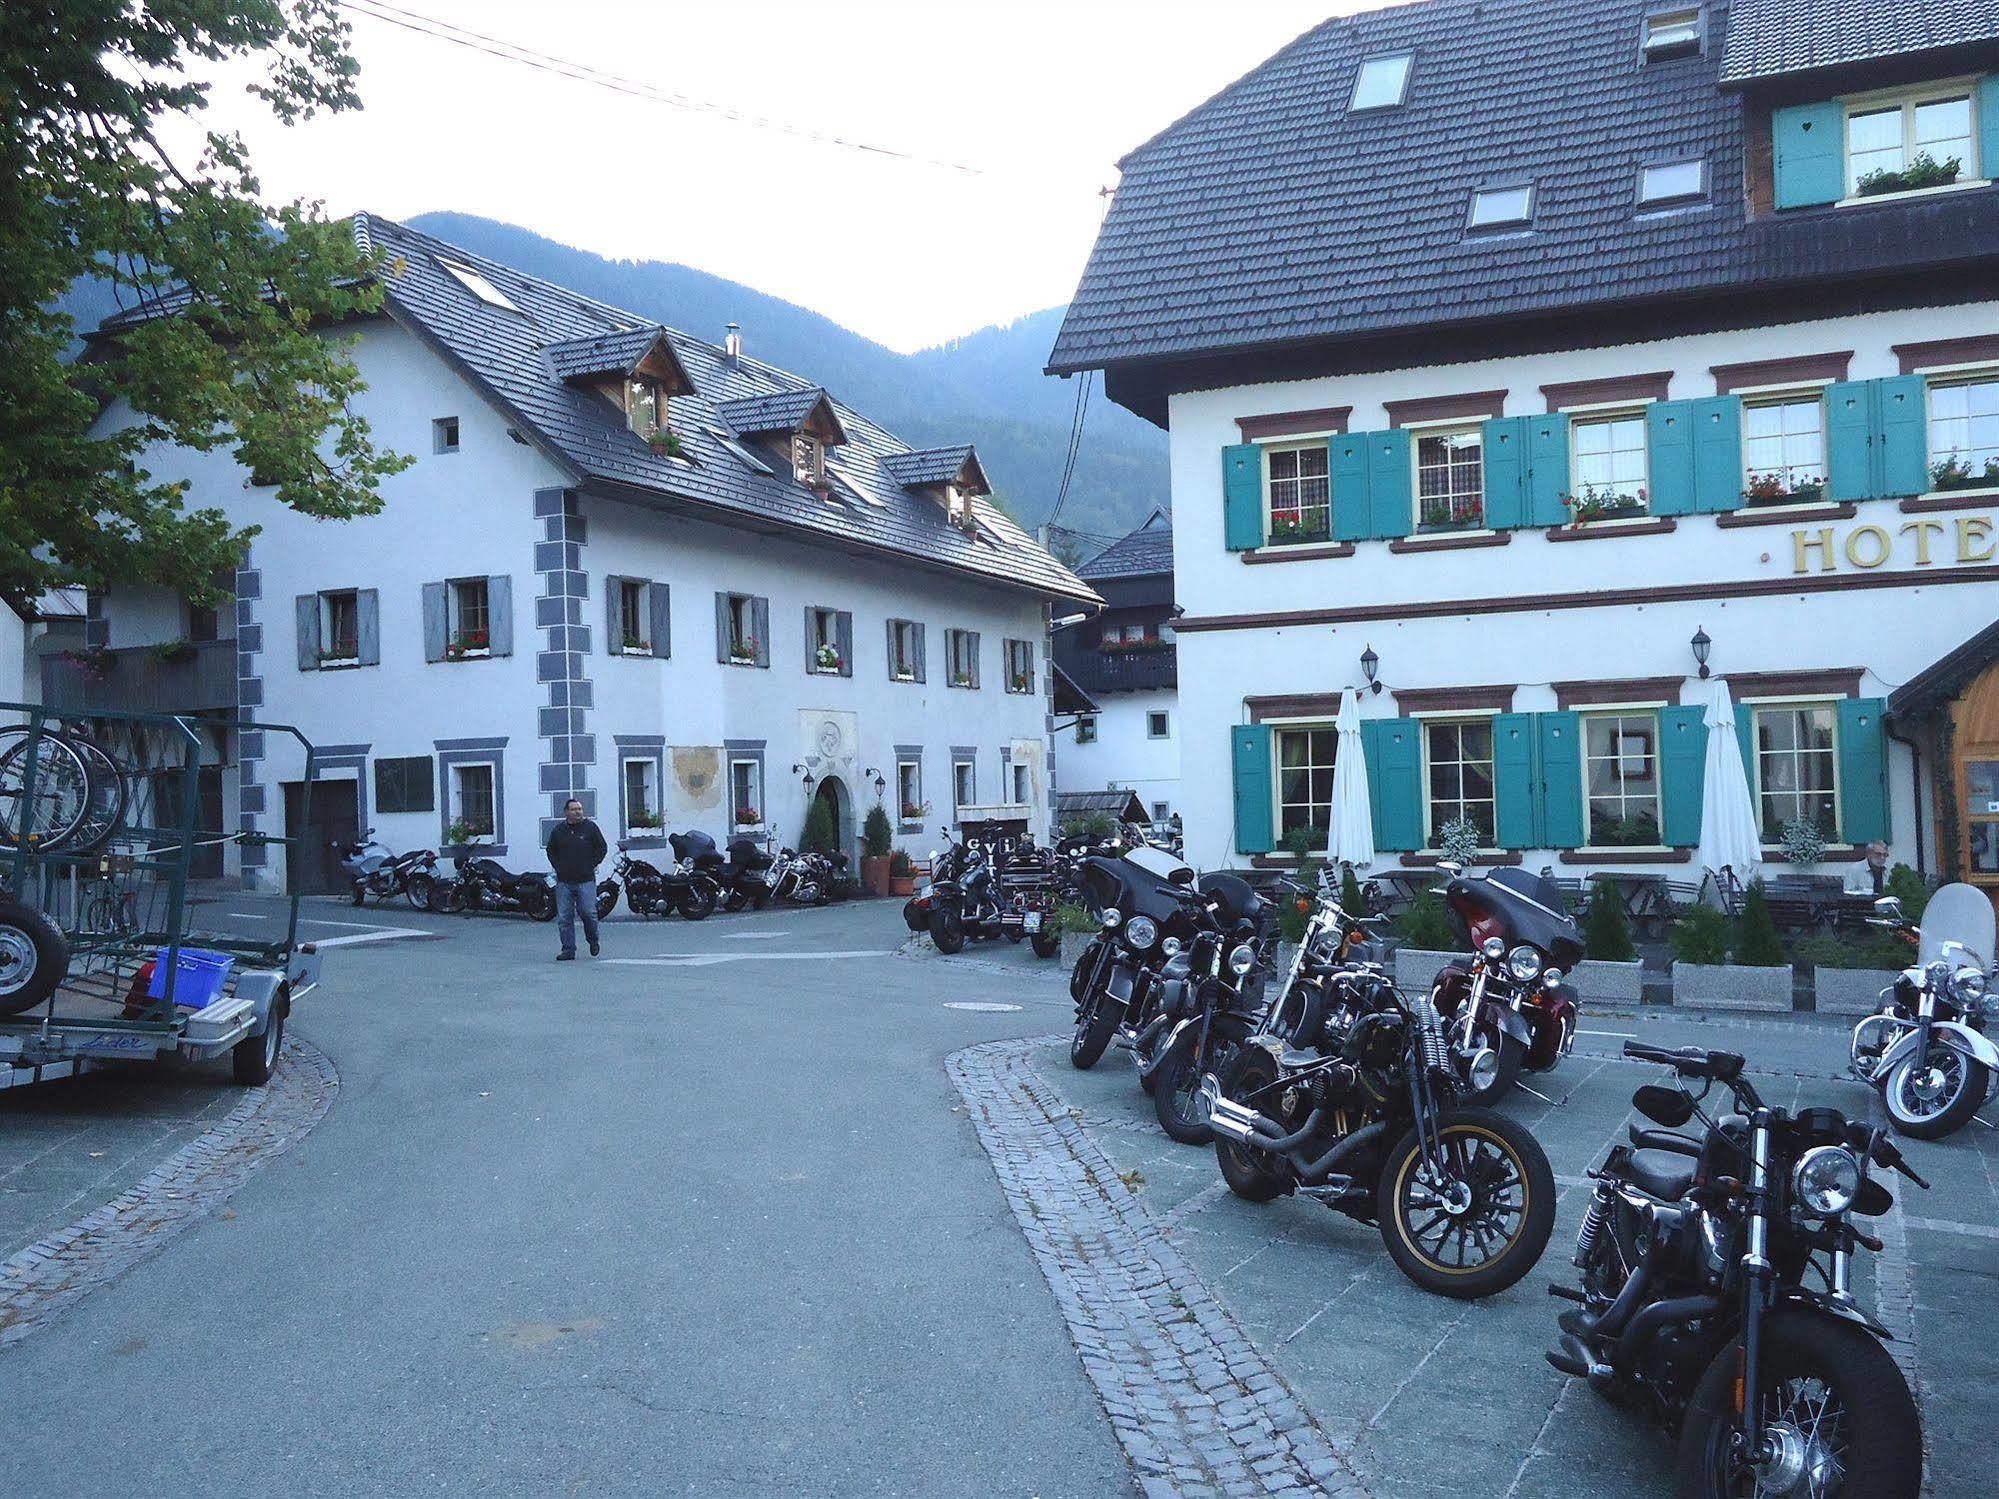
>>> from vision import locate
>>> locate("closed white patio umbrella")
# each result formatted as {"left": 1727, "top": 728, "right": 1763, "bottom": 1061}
{"left": 1330, "top": 687, "right": 1376, "bottom": 871}
{"left": 1696, "top": 676, "right": 1761, "bottom": 895}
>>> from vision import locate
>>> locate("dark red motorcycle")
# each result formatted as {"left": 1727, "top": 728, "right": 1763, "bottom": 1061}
{"left": 1425, "top": 864, "right": 1582, "bottom": 1104}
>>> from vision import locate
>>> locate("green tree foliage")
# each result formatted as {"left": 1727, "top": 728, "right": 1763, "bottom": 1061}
{"left": 861, "top": 804, "right": 893, "bottom": 859}
{"left": 2, "top": 2, "right": 410, "bottom": 613}
{"left": 1395, "top": 889, "right": 1463, "bottom": 952}
{"left": 1583, "top": 877, "right": 1635, "bottom": 963}
{"left": 1886, "top": 863, "right": 1930, "bottom": 923}
{"left": 1670, "top": 903, "right": 1731, "bottom": 965}
{"left": 1734, "top": 880, "right": 1787, "bottom": 966}
{"left": 1340, "top": 864, "right": 1365, "bottom": 916}
{"left": 800, "top": 796, "right": 837, "bottom": 856}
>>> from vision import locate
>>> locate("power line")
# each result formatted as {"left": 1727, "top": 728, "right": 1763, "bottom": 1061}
{"left": 1046, "top": 369, "right": 1093, "bottom": 528}
{"left": 339, "top": 0, "right": 985, "bottom": 176}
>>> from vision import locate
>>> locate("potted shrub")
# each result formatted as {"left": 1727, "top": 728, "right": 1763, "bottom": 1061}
{"left": 860, "top": 805, "right": 894, "bottom": 896}
{"left": 646, "top": 430, "right": 683, "bottom": 459}
{"left": 814, "top": 642, "right": 843, "bottom": 673}
{"left": 1670, "top": 881, "right": 1794, "bottom": 1011}
{"left": 888, "top": 848, "right": 916, "bottom": 897}
{"left": 1054, "top": 900, "right": 1100, "bottom": 966}
{"left": 1392, "top": 887, "right": 1467, "bottom": 996}
{"left": 151, "top": 639, "right": 199, "bottom": 666}
{"left": 1573, "top": 876, "right": 1645, "bottom": 1004}
{"left": 799, "top": 799, "right": 837, "bottom": 857}
{"left": 1779, "top": 816, "right": 1827, "bottom": 868}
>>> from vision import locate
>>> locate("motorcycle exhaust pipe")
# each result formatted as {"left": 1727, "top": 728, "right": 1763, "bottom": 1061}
{"left": 1121, "top": 1011, "right": 1174, "bottom": 1058}
{"left": 1292, "top": 1120, "right": 1389, "bottom": 1182}
{"left": 1198, "top": 1077, "right": 1323, "bottom": 1151}
{"left": 1577, "top": 1263, "right": 1653, "bottom": 1341}
{"left": 1613, "top": 1293, "right": 1721, "bottom": 1375}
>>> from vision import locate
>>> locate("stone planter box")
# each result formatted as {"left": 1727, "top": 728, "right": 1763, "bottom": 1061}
{"left": 1812, "top": 968, "right": 1900, "bottom": 1016}
{"left": 1060, "top": 929, "right": 1100, "bottom": 968}
{"left": 1671, "top": 962, "right": 1795, "bottom": 1012}
{"left": 1395, "top": 948, "right": 1462, "bottom": 998}
{"left": 1569, "top": 959, "right": 1645, "bottom": 1006}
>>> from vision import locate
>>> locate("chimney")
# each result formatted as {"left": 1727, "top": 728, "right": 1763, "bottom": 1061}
{"left": 724, "top": 322, "right": 742, "bottom": 367}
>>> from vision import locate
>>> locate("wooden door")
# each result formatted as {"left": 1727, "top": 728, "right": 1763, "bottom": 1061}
{"left": 1950, "top": 657, "right": 1999, "bottom": 917}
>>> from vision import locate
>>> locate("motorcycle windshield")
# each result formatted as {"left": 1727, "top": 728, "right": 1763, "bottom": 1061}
{"left": 1918, "top": 882, "right": 1996, "bottom": 972}
{"left": 671, "top": 830, "right": 718, "bottom": 862}
{"left": 1477, "top": 868, "right": 1583, "bottom": 963}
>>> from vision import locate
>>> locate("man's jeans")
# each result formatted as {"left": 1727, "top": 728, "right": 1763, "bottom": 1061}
{"left": 555, "top": 879, "right": 599, "bottom": 955}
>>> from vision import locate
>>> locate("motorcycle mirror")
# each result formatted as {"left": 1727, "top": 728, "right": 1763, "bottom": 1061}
{"left": 1632, "top": 1084, "right": 1696, "bottom": 1127}
{"left": 1169, "top": 866, "right": 1196, "bottom": 886}
{"left": 1871, "top": 895, "right": 1903, "bottom": 921}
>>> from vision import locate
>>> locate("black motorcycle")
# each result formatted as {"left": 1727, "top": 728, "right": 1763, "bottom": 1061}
{"left": 717, "top": 835, "right": 775, "bottom": 912}
{"left": 1551, "top": 1041, "right": 1925, "bottom": 1498}
{"left": 1201, "top": 958, "right": 1555, "bottom": 1298}
{"left": 1068, "top": 853, "right": 1212, "bottom": 1093}
{"left": 925, "top": 832, "right": 1004, "bottom": 953}
{"left": 1146, "top": 873, "right": 1278, "bottom": 1143}
{"left": 597, "top": 840, "right": 719, "bottom": 921}
{"left": 445, "top": 856, "right": 556, "bottom": 921}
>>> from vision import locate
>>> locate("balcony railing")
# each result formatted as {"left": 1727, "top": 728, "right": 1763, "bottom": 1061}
{"left": 42, "top": 640, "right": 238, "bottom": 716}
{"left": 1067, "top": 647, "right": 1178, "bottom": 695}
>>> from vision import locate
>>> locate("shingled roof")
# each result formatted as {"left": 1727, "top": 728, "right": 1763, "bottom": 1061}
{"left": 1077, "top": 510, "right": 1173, "bottom": 581}
{"left": 1048, "top": 0, "right": 1999, "bottom": 383}
{"left": 1721, "top": 0, "right": 1999, "bottom": 84}
{"left": 714, "top": 387, "right": 845, "bottom": 441}
{"left": 880, "top": 445, "right": 987, "bottom": 492}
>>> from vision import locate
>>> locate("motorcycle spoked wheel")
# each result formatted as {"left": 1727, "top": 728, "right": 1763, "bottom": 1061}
{"left": 677, "top": 883, "right": 717, "bottom": 921}
{"left": 526, "top": 886, "right": 557, "bottom": 922}
{"left": 1675, "top": 1313, "right": 1921, "bottom": 1499}
{"left": 1376, "top": 1107, "right": 1555, "bottom": 1299}
{"left": 1211, "top": 1046, "right": 1291, "bottom": 1203}
{"left": 1069, "top": 986, "right": 1120, "bottom": 1070}
{"left": 928, "top": 904, "right": 966, "bottom": 954}
{"left": 1880, "top": 1041, "right": 1991, "bottom": 1140}
{"left": 596, "top": 881, "right": 620, "bottom": 922}
{"left": 1153, "top": 1027, "right": 1242, "bottom": 1145}
{"left": 1068, "top": 941, "right": 1101, "bottom": 1009}
{"left": 1030, "top": 926, "right": 1061, "bottom": 959}
{"left": 406, "top": 874, "right": 436, "bottom": 912}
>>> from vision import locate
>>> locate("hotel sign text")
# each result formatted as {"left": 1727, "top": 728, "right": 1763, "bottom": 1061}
{"left": 1790, "top": 515, "right": 1995, "bottom": 574}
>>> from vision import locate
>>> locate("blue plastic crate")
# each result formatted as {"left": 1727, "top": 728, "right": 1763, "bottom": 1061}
{"left": 147, "top": 947, "right": 236, "bottom": 1010}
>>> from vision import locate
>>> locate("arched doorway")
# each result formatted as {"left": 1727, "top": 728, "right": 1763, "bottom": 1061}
{"left": 812, "top": 774, "right": 855, "bottom": 866}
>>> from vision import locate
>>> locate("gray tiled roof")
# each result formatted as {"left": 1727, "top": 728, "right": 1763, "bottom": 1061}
{"left": 1721, "top": 0, "right": 1999, "bottom": 83}
{"left": 881, "top": 446, "right": 978, "bottom": 488}
{"left": 714, "top": 387, "right": 840, "bottom": 438}
{"left": 1078, "top": 512, "right": 1173, "bottom": 581}
{"left": 1048, "top": 0, "right": 1999, "bottom": 376}
{"left": 542, "top": 327, "right": 667, "bottom": 381}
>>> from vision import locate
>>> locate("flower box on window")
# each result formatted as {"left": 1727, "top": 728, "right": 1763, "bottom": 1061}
{"left": 627, "top": 810, "right": 664, "bottom": 831}
{"left": 1562, "top": 485, "right": 1648, "bottom": 526}
{"left": 728, "top": 638, "right": 759, "bottom": 665}
{"left": 734, "top": 805, "right": 761, "bottom": 827}
{"left": 1008, "top": 670, "right": 1033, "bottom": 693}
{"left": 1418, "top": 495, "right": 1485, "bottom": 531}
{"left": 1267, "top": 513, "right": 1331, "bottom": 547}
{"left": 814, "top": 643, "right": 843, "bottom": 673}
{"left": 646, "top": 431, "right": 683, "bottom": 459}
{"left": 1097, "top": 637, "right": 1171, "bottom": 655}
{"left": 316, "top": 646, "right": 359, "bottom": 666}
{"left": 443, "top": 629, "right": 490, "bottom": 662}
{"left": 620, "top": 633, "right": 652, "bottom": 656}
{"left": 949, "top": 670, "right": 974, "bottom": 687}
{"left": 1742, "top": 473, "right": 1825, "bottom": 508}
{"left": 900, "top": 800, "right": 928, "bottom": 822}
{"left": 62, "top": 646, "right": 116, "bottom": 681}
{"left": 1932, "top": 455, "right": 1999, "bottom": 492}
{"left": 1855, "top": 151, "right": 1961, "bottom": 197}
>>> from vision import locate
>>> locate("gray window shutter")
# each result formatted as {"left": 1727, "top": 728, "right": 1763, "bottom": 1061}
{"left": 649, "top": 582, "right": 671, "bottom": 659}
{"left": 804, "top": 604, "right": 817, "bottom": 669}
{"left": 421, "top": 582, "right": 447, "bottom": 662}
{"left": 715, "top": 592, "right": 731, "bottom": 663}
{"left": 605, "top": 575, "right": 624, "bottom": 650}
{"left": 356, "top": 589, "right": 380, "bottom": 666}
{"left": 912, "top": 622, "right": 927, "bottom": 684}
{"left": 487, "top": 575, "right": 513, "bottom": 657}
{"left": 886, "top": 618, "right": 898, "bottom": 678}
{"left": 751, "top": 596, "right": 770, "bottom": 668}
{"left": 295, "top": 594, "right": 320, "bottom": 671}
{"left": 968, "top": 630, "right": 981, "bottom": 689}
{"left": 836, "top": 611, "right": 853, "bottom": 678}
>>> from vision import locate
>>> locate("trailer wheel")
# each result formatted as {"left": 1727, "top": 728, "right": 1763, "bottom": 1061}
{"left": 232, "top": 993, "right": 286, "bottom": 1085}
{"left": 0, "top": 900, "right": 68, "bottom": 1018}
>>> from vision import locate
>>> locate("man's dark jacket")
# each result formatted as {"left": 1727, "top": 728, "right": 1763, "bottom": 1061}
{"left": 546, "top": 819, "right": 608, "bottom": 884}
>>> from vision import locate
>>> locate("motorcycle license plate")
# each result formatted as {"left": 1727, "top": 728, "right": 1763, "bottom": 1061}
{"left": 1023, "top": 912, "right": 1042, "bottom": 933}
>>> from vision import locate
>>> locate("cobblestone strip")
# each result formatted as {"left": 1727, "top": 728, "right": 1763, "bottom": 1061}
{"left": 0, "top": 1039, "right": 339, "bottom": 1346}
{"left": 950, "top": 1035, "right": 1370, "bottom": 1499}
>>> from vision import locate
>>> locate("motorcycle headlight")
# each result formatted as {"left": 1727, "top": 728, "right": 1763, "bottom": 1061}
{"left": 1792, "top": 1145, "right": 1861, "bottom": 1218}
{"left": 1101, "top": 906, "right": 1122, "bottom": 930}
{"left": 1160, "top": 936, "right": 1183, "bottom": 959}
{"left": 1950, "top": 969, "right": 1988, "bottom": 1008}
{"left": 1481, "top": 936, "right": 1507, "bottom": 961}
{"left": 1507, "top": 945, "right": 1544, "bottom": 984}
{"left": 1123, "top": 915, "right": 1159, "bottom": 951}
{"left": 1229, "top": 943, "right": 1256, "bottom": 977}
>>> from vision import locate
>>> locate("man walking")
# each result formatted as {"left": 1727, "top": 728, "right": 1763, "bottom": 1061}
{"left": 546, "top": 797, "right": 608, "bottom": 960}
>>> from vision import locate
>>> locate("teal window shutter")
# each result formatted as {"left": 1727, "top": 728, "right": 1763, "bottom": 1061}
{"left": 1536, "top": 712, "right": 1584, "bottom": 849}
{"left": 1367, "top": 429, "right": 1413, "bottom": 538}
{"left": 1773, "top": 102, "right": 1845, "bottom": 209}
{"left": 1480, "top": 417, "right": 1527, "bottom": 530}
{"left": 1230, "top": 724, "right": 1275, "bottom": 854}
{"left": 1332, "top": 433, "right": 1372, "bottom": 542}
{"left": 1222, "top": 444, "right": 1264, "bottom": 550}
{"left": 1980, "top": 76, "right": 1999, "bottom": 184}
{"left": 1825, "top": 381, "right": 1877, "bottom": 503}
{"left": 1646, "top": 401, "right": 1697, "bottom": 515}
{"left": 1362, "top": 717, "right": 1424, "bottom": 851}
{"left": 1692, "top": 396, "right": 1743, "bottom": 513}
{"left": 1837, "top": 698, "right": 1891, "bottom": 843}
{"left": 1493, "top": 713, "right": 1540, "bottom": 850}
{"left": 1874, "top": 376, "right": 1929, "bottom": 498}
{"left": 1736, "top": 704, "right": 1759, "bottom": 794}
{"left": 1658, "top": 704, "right": 1709, "bottom": 848}
{"left": 1525, "top": 413, "right": 1571, "bottom": 528}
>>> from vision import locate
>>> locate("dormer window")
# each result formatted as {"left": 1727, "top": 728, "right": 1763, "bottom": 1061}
{"left": 627, "top": 377, "right": 664, "bottom": 440}
{"left": 1641, "top": 6, "right": 1702, "bottom": 61}
{"left": 1846, "top": 88, "right": 1975, "bottom": 197}
{"left": 944, "top": 483, "right": 973, "bottom": 529}
{"left": 793, "top": 431, "right": 826, "bottom": 487}
{"left": 1349, "top": 54, "right": 1412, "bottom": 112}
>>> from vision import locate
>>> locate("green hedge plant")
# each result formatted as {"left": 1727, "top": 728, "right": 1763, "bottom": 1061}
{"left": 1670, "top": 903, "right": 1731, "bottom": 965}
{"left": 1734, "top": 880, "right": 1787, "bottom": 966}
{"left": 1396, "top": 889, "right": 1464, "bottom": 952}
{"left": 1583, "top": 877, "right": 1636, "bottom": 963}
{"left": 862, "top": 804, "right": 893, "bottom": 860}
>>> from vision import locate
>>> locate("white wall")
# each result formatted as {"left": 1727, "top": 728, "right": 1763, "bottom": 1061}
{"left": 1166, "top": 300, "right": 1999, "bottom": 878}
{"left": 1059, "top": 688, "right": 1181, "bottom": 819}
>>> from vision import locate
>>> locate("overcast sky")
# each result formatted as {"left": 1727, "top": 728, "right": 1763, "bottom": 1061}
{"left": 181, "top": 1, "right": 1372, "bottom": 351}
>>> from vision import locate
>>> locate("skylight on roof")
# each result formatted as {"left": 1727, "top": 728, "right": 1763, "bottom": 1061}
{"left": 1468, "top": 184, "right": 1535, "bottom": 229}
{"left": 1642, "top": 6, "right": 1702, "bottom": 58}
{"left": 1639, "top": 157, "right": 1707, "bottom": 205}
{"left": 438, "top": 257, "right": 522, "bottom": 313}
{"left": 1349, "top": 54, "right": 1412, "bottom": 112}
{"left": 704, "top": 425, "right": 774, "bottom": 476}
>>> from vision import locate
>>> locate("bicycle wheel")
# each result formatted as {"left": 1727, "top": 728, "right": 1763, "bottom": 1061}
{"left": 0, "top": 728, "right": 92, "bottom": 851}
{"left": 64, "top": 734, "right": 130, "bottom": 853}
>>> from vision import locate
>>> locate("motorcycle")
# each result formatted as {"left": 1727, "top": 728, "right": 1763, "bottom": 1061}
{"left": 766, "top": 844, "right": 846, "bottom": 906}
{"left": 1850, "top": 882, "right": 1995, "bottom": 1139}
{"left": 339, "top": 831, "right": 438, "bottom": 908}
{"left": 1199, "top": 956, "right": 1556, "bottom": 1298}
{"left": 1259, "top": 870, "right": 1394, "bottom": 1046}
{"left": 596, "top": 840, "right": 720, "bottom": 921}
{"left": 1551, "top": 1040, "right": 1926, "bottom": 1498}
{"left": 718, "top": 835, "right": 775, "bottom": 912}
{"left": 1426, "top": 864, "right": 1583, "bottom": 1104}
{"left": 901, "top": 829, "right": 963, "bottom": 937}
{"left": 1146, "top": 872, "right": 1279, "bottom": 1143}
{"left": 444, "top": 856, "right": 556, "bottom": 921}
{"left": 1067, "top": 849, "right": 1211, "bottom": 1095}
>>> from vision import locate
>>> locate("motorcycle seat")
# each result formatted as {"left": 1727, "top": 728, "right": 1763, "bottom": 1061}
{"left": 1626, "top": 1149, "right": 1696, "bottom": 1202}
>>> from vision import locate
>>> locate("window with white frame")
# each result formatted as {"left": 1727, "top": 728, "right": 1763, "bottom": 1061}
{"left": 1004, "top": 638, "right": 1035, "bottom": 694}
{"left": 946, "top": 628, "right": 977, "bottom": 687}
{"left": 889, "top": 619, "right": 919, "bottom": 680}
{"left": 1425, "top": 718, "right": 1496, "bottom": 847}
{"left": 724, "top": 593, "right": 756, "bottom": 662}
{"left": 617, "top": 579, "right": 649, "bottom": 653}
{"left": 1265, "top": 444, "right": 1331, "bottom": 544}
{"left": 1750, "top": 703, "right": 1839, "bottom": 842}
{"left": 1147, "top": 710, "right": 1171, "bottom": 740}
{"left": 1742, "top": 395, "right": 1826, "bottom": 503}
{"left": 792, "top": 431, "right": 826, "bottom": 486}
{"left": 1350, "top": 54, "right": 1412, "bottom": 112}
{"left": 451, "top": 762, "right": 496, "bottom": 838}
{"left": 810, "top": 608, "right": 842, "bottom": 673}
{"left": 622, "top": 756, "right": 661, "bottom": 832}
{"left": 730, "top": 758, "right": 763, "bottom": 827}
{"left": 1570, "top": 412, "right": 1649, "bottom": 512}
{"left": 1415, "top": 428, "right": 1485, "bottom": 530}
{"left": 626, "top": 377, "right": 664, "bottom": 439}
{"left": 896, "top": 759, "right": 923, "bottom": 824}
{"left": 1469, "top": 184, "right": 1534, "bottom": 229}
{"left": 1276, "top": 725, "right": 1337, "bottom": 845}
{"left": 1011, "top": 762, "right": 1031, "bottom": 804}
{"left": 1642, "top": 6, "right": 1702, "bottom": 58}
{"left": 320, "top": 589, "right": 360, "bottom": 663}
{"left": 1583, "top": 710, "right": 1663, "bottom": 847}
{"left": 1927, "top": 374, "right": 1999, "bottom": 490}
{"left": 1638, "top": 157, "right": 1707, "bottom": 205}
{"left": 1845, "top": 87, "right": 1976, "bottom": 197}
{"left": 1076, "top": 714, "right": 1098, "bottom": 745}
{"left": 953, "top": 759, "right": 975, "bottom": 810}
{"left": 449, "top": 577, "right": 490, "bottom": 655}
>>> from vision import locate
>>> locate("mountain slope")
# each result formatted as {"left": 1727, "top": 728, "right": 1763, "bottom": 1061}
{"left": 405, "top": 212, "right": 1164, "bottom": 543}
